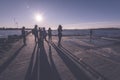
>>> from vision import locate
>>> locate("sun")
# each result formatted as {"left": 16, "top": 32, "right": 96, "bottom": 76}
{"left": 35, "top": 13, "right": 43, "bottom": 22}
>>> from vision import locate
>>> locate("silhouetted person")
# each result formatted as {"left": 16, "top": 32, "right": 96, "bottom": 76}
{"left": 58, "top": 25, "right": 63, "bottom": 46}
{"left": 43, "top": 27, "right": 47, "bottom": 41}
{"left": 90, "top": 29, "right": 93, "bottom": 42}
{"left": 21, "top": 26, "right": 26, "bottom": 45}
{"left": 38, "top": 27, "right": 43, "bottom": 47}
{"left": 48, "top": 28, "right": 52, "bottom": 42}
{"left": 39, "top": 27, "right": 42, "bottom": 38}
{"left": 32, "top": 25, "right": 38, "bottom": 42}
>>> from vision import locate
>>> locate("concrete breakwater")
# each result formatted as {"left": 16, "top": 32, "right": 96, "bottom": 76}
{"left": 0, "top": 29, "right": 30, "bottom": 44}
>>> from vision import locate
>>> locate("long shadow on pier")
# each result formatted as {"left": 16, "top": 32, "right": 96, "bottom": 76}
{"left": 38, "top": 43, "right": 53, "bottom": 80}
{"left": 48, "top": 43, "right": 61, "bottom": 80}
{"left": 66, "top": 39, "right": 120, "bottom": 51}
{"left": 25, "top": 43, "right": 37, "bottom": 80}
{"left": 51, "top": 42, "right": 91, "bottom": 80}
{"left": 25, "top": 41, "right": 61, "bottom": 80}
{"left": 0, "top": 45, "right": 25, "bottom": 74}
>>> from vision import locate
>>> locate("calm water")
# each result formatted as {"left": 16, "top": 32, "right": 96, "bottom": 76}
{"left": 0, "top": 29, "right": 120, "bottom": 38}
{"left": 53, "top": 29, "right": 120, "bottom": 37}
{"left": 0, "top": 30, "right": 22, "bottom": 38}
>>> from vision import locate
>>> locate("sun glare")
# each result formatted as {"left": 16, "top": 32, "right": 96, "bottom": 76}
{"left": 35, "top": 13, "right": 43, "bottom": 22}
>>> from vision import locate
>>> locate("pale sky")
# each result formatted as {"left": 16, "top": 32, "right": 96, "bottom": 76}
{"left": 0, "top": 0, "right": 120, "bottom": 29}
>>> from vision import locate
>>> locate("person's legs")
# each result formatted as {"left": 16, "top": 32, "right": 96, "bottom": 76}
{"left": 50, "top": 36, "right": 52, "bottom": 41}
{"left": 35, "top": 36, "right": 38, "bottom": 42}
{"left": 23, "top": 37, "right": 26, "bottom": 45}
{"left": 59, "top": 37, "right": 61, "bottom": 44}
{"left": 48, "top": 36, "right": 50, "bottom": 42}
{"left": 58, "top": 36, "right": 61, "bottom": 46}
{"left": 23, "top": 39, "right": 24, "bottom": 44}
{"left": 48, "top": 36, "right": 51, "bottom": 42}
{"left": 45, "top": 36, "right": 47, "bottom": 41}
{"left": 34, "top": 35, "right": 36, "bottom": 42}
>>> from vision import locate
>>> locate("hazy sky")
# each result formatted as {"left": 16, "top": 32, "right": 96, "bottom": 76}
{"left": 0, "top": 0, "right": 120, "bottom": 29}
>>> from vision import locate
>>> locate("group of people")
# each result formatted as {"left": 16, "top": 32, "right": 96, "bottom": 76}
{"left": 21, "top": 25, "right": 63, "bottom": 46}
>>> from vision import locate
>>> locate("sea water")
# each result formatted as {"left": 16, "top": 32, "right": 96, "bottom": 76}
{"left": 0, "top": 30, "right": 21, "bottom": 38}
{"left": 0, "top": 29, "right": 120, "bottom": 38}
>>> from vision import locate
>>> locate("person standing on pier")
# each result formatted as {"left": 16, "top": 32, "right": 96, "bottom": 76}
{"left": 90, "top": 29, "right": 93, "bottom": 42}
{"left": 58, "top": 25, "right": 63, "bottom": 46}
{"left": 21, "top": 26, "right": 26, "bottom": 45}
{"left": 48, "top": 28, "right": 52, "bottom": 42}
{"left": 32, "top": 25, "right": 38, "bottom": 42}
{"left": 43, "top": 27, "right": 47, "bottom": 41}
{"left": 38, "top": 27, "right": 43, "bottom": 47}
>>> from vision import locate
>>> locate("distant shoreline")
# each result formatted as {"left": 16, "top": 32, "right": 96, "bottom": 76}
{"left": 0, "top": 27, "right": 120, "bottom": 30}
{"left": 0, "top": 28, "right": 31, "bottom": 30}
{"left": 0, "top": 28, "right": 120, "bottom": 38}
